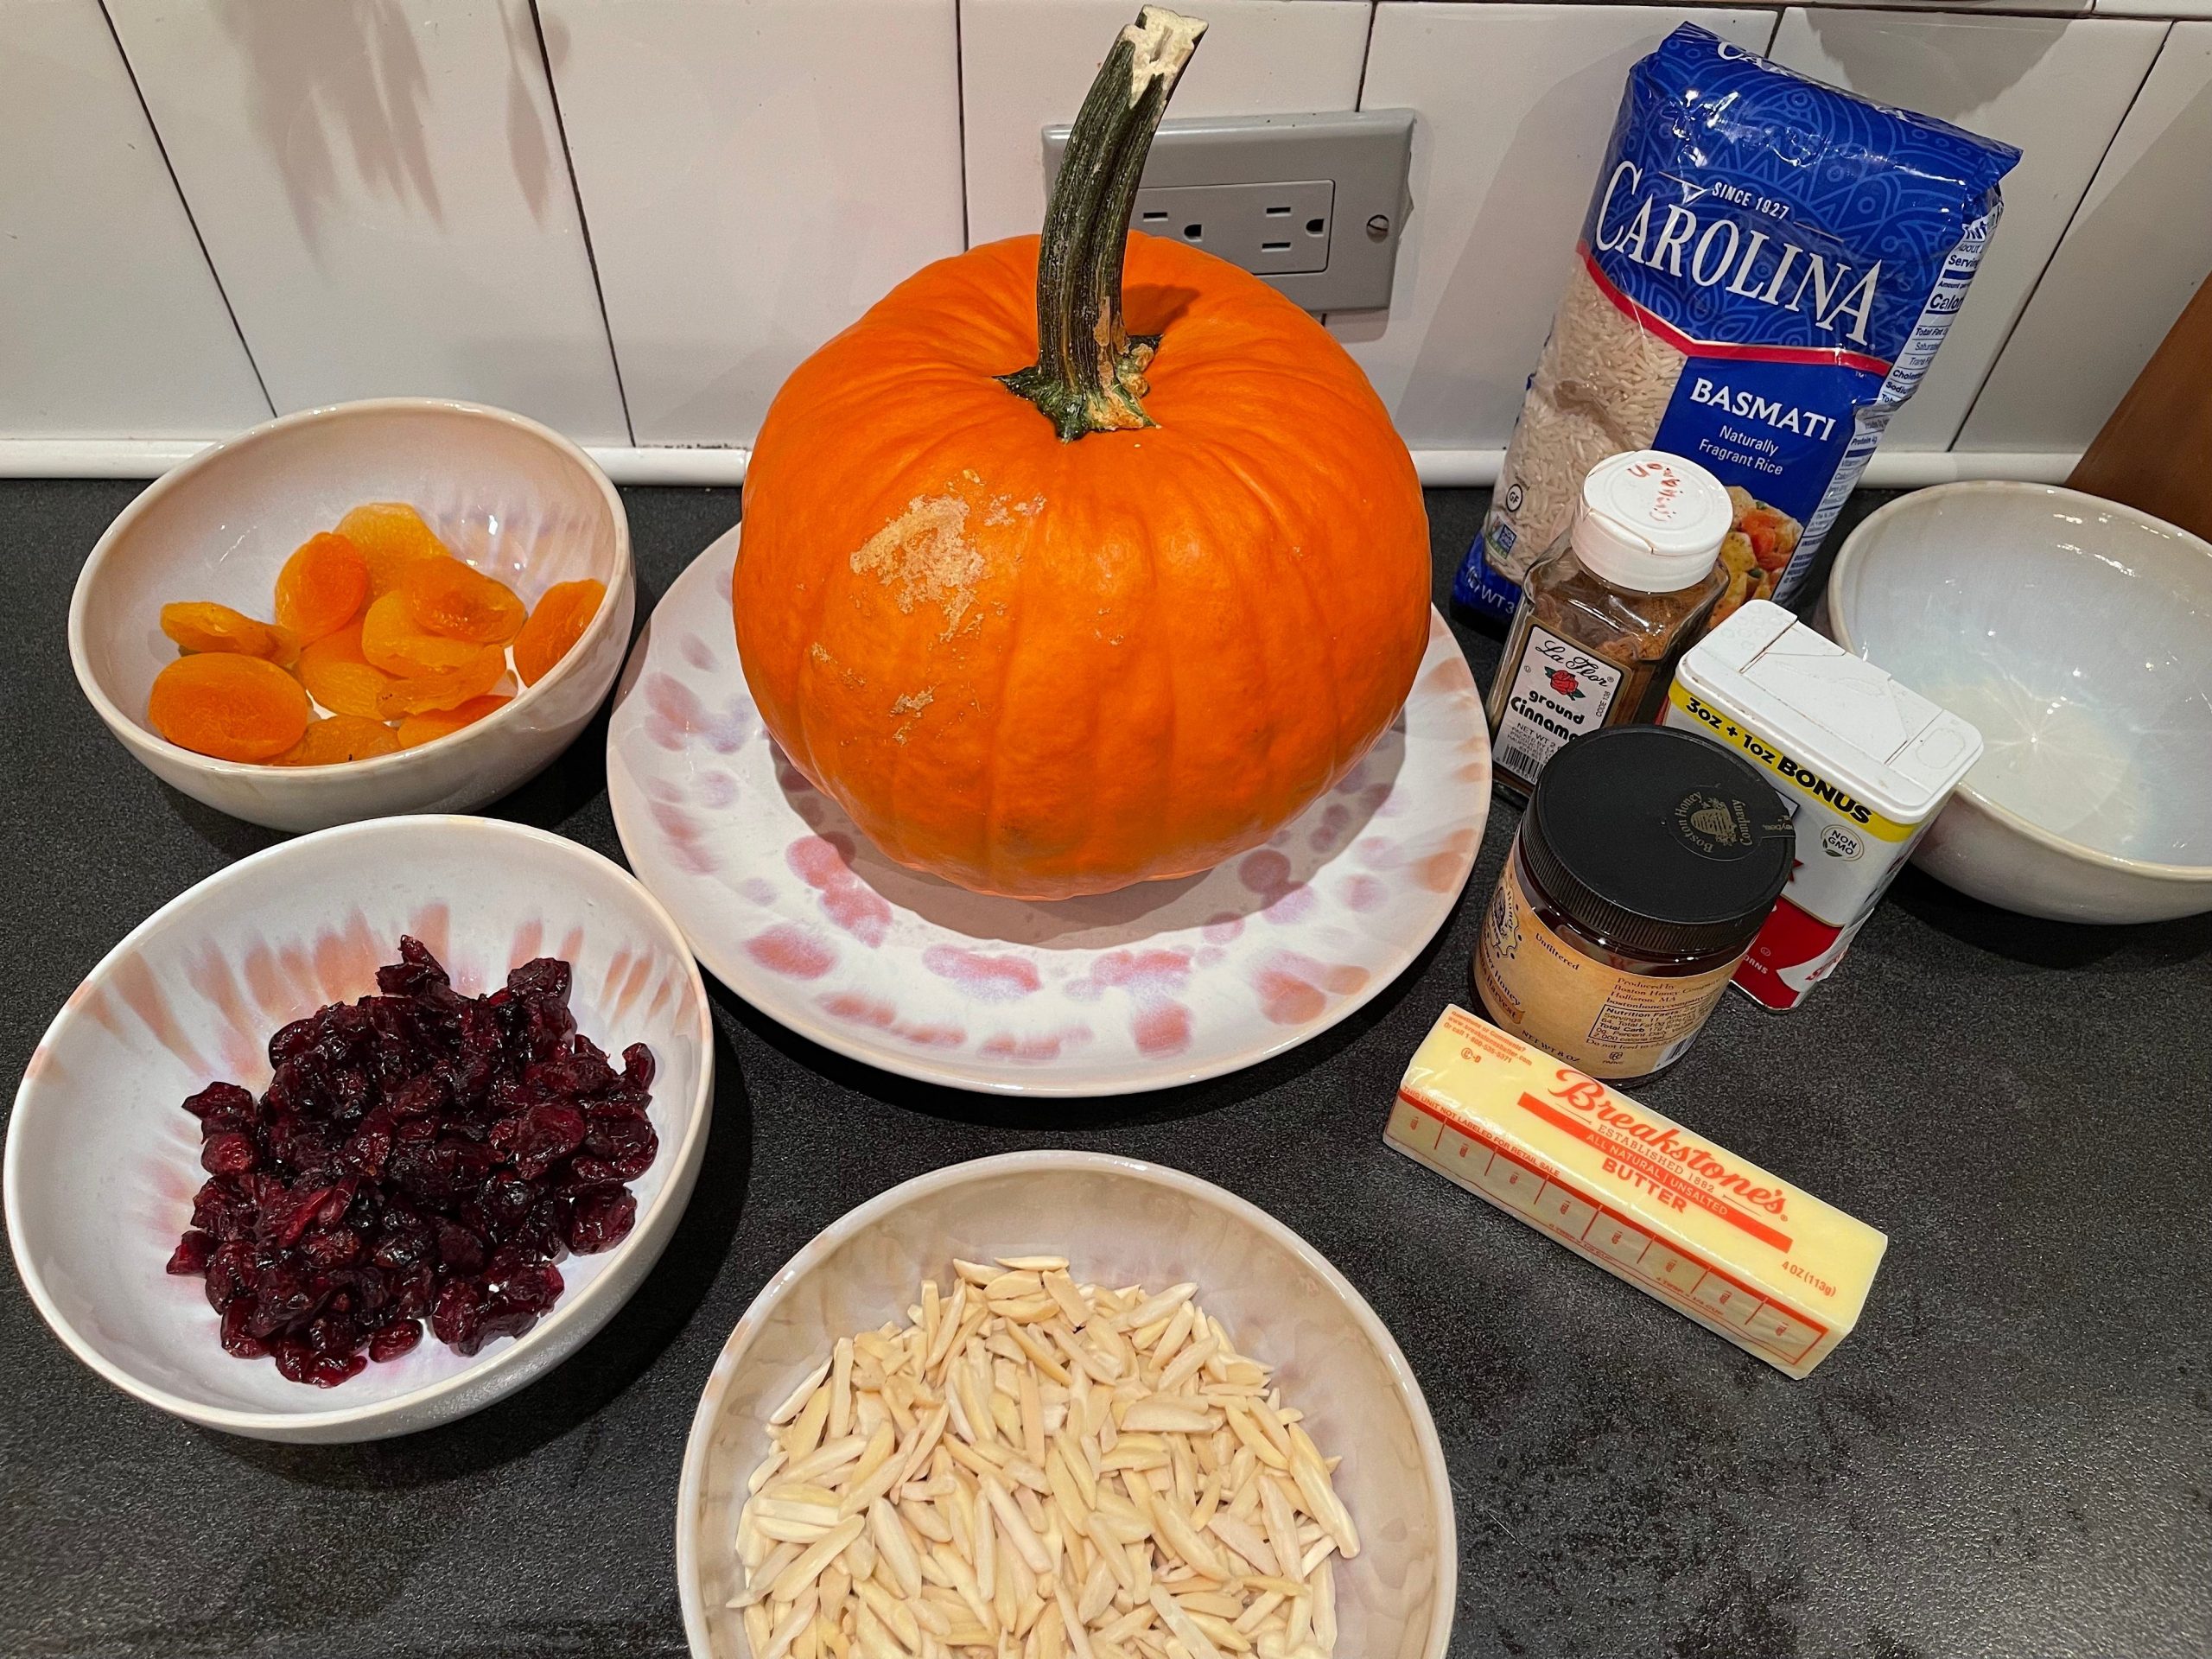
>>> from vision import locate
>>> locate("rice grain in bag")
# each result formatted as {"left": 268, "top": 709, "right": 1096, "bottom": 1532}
{"left": 1459, "top": 26, "right": 2019, "bottom": 626}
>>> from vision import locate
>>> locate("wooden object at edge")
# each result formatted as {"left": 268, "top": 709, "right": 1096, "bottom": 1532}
{"left": 2066, "top": 273, "right": 2212, "bottom": 543}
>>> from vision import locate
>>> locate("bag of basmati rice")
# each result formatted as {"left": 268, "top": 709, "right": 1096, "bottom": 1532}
{"left": 1458, "top": 24, "right": 2019, "bottom": 626}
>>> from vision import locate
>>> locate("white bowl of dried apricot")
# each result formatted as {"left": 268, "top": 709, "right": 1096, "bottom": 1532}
{"left": 69, "top": 397, "right": 633, "bottom": 831}
{"left": 675, "top": 1153, "right": 1457, "bottom": 1659}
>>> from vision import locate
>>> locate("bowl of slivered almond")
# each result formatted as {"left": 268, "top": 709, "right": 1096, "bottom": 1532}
{"left": 675, "top": 1152, "right": 1454, "bottom": 1659}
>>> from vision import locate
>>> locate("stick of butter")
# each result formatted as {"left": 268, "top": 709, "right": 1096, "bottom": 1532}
{"left": 1389, "top": 1005, "right": 1886, "bottom": 1377}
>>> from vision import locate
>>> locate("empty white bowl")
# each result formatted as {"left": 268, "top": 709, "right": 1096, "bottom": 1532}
{"left": 1829, "top": 481, "right": 2212, "bottom": 923}
{"left": 675, "top": 1151, "right": 1455, "bottom": 1659}
{"left": 5, "top": 816, "right": 712, "bottom": 1442}
{"left": 70, "top": 398, "right": 634, "bottom": 833}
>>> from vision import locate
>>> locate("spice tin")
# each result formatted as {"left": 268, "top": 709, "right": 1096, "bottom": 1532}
{"left": 1662, "top": 600, "right": 1983, "bottom": 1010}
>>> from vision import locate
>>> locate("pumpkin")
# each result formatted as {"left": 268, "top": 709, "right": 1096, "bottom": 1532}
{"left": 734, "top": 6, "right": 1430, "bottom": 899}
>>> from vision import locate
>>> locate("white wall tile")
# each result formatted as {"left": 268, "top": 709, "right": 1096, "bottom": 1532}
{"left": 1766, "top": 9, "right": 2164, "bottom": 450}
{"left": 1961, "top": 22, "right": 2210, "bottom": 450}
{"left": 540, "top": 0, "right": 964, "bottom": 448}
{"left": 104, "top": 0, "right": 628, "bottom": 443}
{"left": 962, "top": 0, "right": 1373, "bottom": 246}
{"left": 2095, "top": 0, "right": 2211, "bottom": 18}
{"left": 0, "top": 0, "right": 268, "bottom": 440}
{"left": 1337, "top": 4, "right": 1777, "bottom": 451}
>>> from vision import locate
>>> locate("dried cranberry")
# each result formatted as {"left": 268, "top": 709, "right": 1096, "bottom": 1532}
{"left": 200, "top": 1131, "right": 257, "bottom": 1175}
{"left": 219, "top": 1300, "right": 268, "bottom": 1358}
{"left": 506, "top": 957, "right": 571, "bottom": 1005}
{"left": 435, "top": 1220, "right": 486, "bottom": 1274}
{"left": 182, "top": 1079, "right": 254, "bottom": 1121}
{"left": 505, "top": 1103, "right": 587, "bottom": 1179}
{"left": 298, "top": 1227, "right": 361, "bottom": 1269}
{"left": 566, "top": 1188, "right": 635, "bottom": 1254}
{"left": 431, "top": 1278, "right": 481, "bottom": 1352}
{"left": 583, "top": 1114, "right": 655, "bottom": 1166}
{"left": 205, "top": 1241, "right": 258, "bottom": 1309}
{"left": 377, "top": 936, "right": 450, "bottom": 997}
{"left": 367, "top": 1320, "right": 423, "bottom": 1363}
{"left": 166, "top": 938, "right": 656, "bottom": 1386}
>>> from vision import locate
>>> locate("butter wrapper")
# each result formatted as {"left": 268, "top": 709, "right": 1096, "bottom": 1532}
{"left": 1388, "top": 1005, "right": 1886, "bottom": 1377}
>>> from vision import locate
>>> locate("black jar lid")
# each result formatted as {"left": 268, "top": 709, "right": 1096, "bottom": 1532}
{"left": 1521, "top": 725, "right": 1796, "bottom": 958}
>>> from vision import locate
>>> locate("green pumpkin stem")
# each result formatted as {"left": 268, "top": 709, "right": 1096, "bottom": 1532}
{"left": 1000, "top": 8, "right": 1206, "bottom": 441}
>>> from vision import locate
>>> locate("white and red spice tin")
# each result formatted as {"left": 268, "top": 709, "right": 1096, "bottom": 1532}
{"left": 1661, "top": 601, "right": 1982, "bottom": 1010}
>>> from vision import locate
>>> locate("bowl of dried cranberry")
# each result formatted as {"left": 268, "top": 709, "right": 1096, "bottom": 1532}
{"left": 4, "top": 814, "right": 713, "bottom": 1441}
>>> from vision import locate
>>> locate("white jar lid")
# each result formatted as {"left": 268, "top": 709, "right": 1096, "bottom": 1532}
{"left": 1571, "top": 451, "right": 1733, "bottom": 593}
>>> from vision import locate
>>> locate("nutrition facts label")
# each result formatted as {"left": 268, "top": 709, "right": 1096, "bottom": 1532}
{"left": 1388, "top": 1090, "right": 1826, "bottom": 1367}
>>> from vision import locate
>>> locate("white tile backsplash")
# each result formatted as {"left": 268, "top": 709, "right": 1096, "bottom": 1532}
{"left": 103, "top": 0, "right": 628, "bottom": 442}
{"left": 1337, "top": 3, "right": 1778, "bottom": 451}
{"left": 1766, "top": 8, "right": 2165, "bottom": 451}
{"left": 10, "top": 0, "right": 2203, "bottom": 469}
{"left": 961, "top": 0, "right": 1373, "bottom": 247}
{"left": 541, "top": 0, "right": 966, "bottom": 448}
{"left": 1961, "top": 21, "right": 2212, "bottom": 452}
{"left": 0, "top": 0, "right": 269, "bottom": 440}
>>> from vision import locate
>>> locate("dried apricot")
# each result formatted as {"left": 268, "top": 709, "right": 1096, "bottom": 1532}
{"left": 374, "top": 646, "right": 508, "bottom": 718}
{"left": 149, "top": 652, "right": 311, "bottom": 762}
{"left": 513, "top": 579, "right": 607, "bottom": 686}
{"left": 297, "top": 623, "right": 396, "bottom": 720}
{"left": 396, "top": 694, "right": 511, "bottom": 748}
{"left": 161, "top": 601, "right": 299, "bottom": 667}
{"left": 271, "top": 715, "right": 402, "bottom": 766}
{"left": 361, "top": 593, "right": 484, "bottom": 677}
{"left": 274, "top": 532, "right": 370, "bottom": 643}
{"left": 400, "top": 556, "right": 525, "bottom": 644}
{"left": 338, "top": 503, "right": 448, "bottom": 599}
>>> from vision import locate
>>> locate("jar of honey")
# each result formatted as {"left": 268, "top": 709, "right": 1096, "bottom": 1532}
{"left": 1474, "top": 725, "right": 1795, "bottom": 1081}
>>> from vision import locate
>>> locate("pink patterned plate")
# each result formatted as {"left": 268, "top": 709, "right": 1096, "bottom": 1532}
{"left": 606, "top": 525, "right": 1491, "bottom": 1096}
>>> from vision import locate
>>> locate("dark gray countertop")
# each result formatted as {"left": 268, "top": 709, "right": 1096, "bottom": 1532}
{"left": 3, "top": 480, "right": 2207, "bottom": 1659}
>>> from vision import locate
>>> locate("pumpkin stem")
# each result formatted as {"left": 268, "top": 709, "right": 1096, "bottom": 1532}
{"left": 1000, "top": 7, "right": 1206, "bottom": 441}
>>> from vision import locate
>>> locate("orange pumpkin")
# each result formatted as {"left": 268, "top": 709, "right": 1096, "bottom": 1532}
{"left": 734, "top": 7, "right": 1429, "bottom": 899}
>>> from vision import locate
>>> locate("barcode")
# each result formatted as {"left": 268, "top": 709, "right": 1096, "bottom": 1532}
{"left": 1497, "top": 731, "right": 1554, "bottom": 784}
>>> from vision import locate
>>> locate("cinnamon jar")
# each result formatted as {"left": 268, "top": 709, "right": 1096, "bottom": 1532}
{"left": 1485, "top": 450, "right": 1732, "bottom": 796}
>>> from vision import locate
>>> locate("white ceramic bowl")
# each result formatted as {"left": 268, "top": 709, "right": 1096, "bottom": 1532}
{"left": 675, "top": 1152, "right": 1455, "bottom": 1659}
{"left": 5, "top": 816, "right": 712, "bottom": 1442}
{"left": 1829, "top": 481, "right": 2212, "bottom": 923}
{"left": 70, "top": 398, "right": 634, "bottom": 832}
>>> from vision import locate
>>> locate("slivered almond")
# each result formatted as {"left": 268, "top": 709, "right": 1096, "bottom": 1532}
{"left": 1042, "top": 1272, "right": 1093, "bottom": 1331}
{"left": 1205, "top": 1513, "right": 1277, "bottom": 1578}
{"left": 1120, "top": 1399, "right": 1217, "bottom": 1434}
{"left": 771, "top": 1358, "right": 835, "bottom": 1426}
{"left": 730, "top": 1264, "right": 1351, "bottom": 1659}
{"left": 760, "top": 1591, "right": 817, "bottom": 1659}
{"left": 771, "top": 1517, "right": 864, "bottom": 1602}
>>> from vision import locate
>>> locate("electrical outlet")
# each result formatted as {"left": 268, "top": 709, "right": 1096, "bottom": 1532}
{"left": 1043, "top": 110, "right": 1414, "bottom": 312}
{"left": 1131, "top": 180, "right": 1336, "bottom": 276}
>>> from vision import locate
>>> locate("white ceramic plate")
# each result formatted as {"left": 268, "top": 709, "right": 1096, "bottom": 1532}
{"left": 5, "top": 817, "right": 714, "bottom": 1442}
{"left": 674, "top": 1151, "right": 1458, "bottom": 1659}
{"left": 607, "top": 525, "right": 1490, "bottom": 1096}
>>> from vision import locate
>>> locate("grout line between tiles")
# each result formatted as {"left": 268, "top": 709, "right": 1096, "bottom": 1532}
{"left": 1948, "top": 18, "right": 2176, "bottom": 448}
{"left": 956, "top": 0, "right": 975, "bottom": 251}
{"left": 528, "top": 0, "right": 638, "bottom": 448}
{"left": 95, "top": 0, "right": 276, "bottom": 422}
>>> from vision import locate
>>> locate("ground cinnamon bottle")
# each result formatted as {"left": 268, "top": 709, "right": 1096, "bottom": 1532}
{"left": 1484, "top": 450, "right": 1732, "bottom": 795}
{"left": 1475, "top": 725, "right": 1796, "bottom": 1081}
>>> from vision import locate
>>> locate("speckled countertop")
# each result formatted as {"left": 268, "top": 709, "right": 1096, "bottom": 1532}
{"left": 3, "top": 480, "right": 2207, "bottom": 1659}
